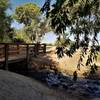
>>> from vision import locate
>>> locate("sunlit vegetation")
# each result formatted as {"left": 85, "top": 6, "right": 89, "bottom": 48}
{"left": 13, "top": 29, "right": 32, "bottom": 43}
{"left": 97, "top": 52, "right": 100, "bottom": 62}
{"left": 13, "top": 3, "right": 51, "bottom": 43}
{"left": 14, "top": 3, "right": 40, "bottom": 26}
{"left": 0, "top": 1, "right": 51, "bottom": 43}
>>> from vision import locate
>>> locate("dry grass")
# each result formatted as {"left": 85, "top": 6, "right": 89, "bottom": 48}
{"left": 31, "top": 47, "right": 100, "bottom": 78}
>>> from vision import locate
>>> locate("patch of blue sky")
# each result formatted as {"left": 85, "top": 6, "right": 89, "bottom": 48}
{"left": 10, "top": 0, "right": 45, "bottom": 10}
{"left": 6, "top": 9, "right": 12, "bottom": 16}
{"left": 11, "top": 20, "right": 24, "bottom": 29}
{"left": 42, "top": 32, "right": 57, "bottom": 44}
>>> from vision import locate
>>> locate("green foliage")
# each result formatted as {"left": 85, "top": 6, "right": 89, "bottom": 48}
{"left": 14, "top": 3, "right": 40, "bottom": 26}
{"left": 0, "top": 0, "right": 14, "bottom": 42}
{"left": 14, "top": 3, "right": 51, "bottom": 43}
{"left": 55, "top": 37, "right": 71, "bottom": 47}
{"left": 42, "top": 0, "right": 100, "bottom": 73}
{"left": 23, "top": 17, "right": 51, "bottom": 43}
{"left": 0, "top": 0, "right": 9, "bottom": 11}
{"left": 14, "top": 29, "right": 32, "bottom": 43}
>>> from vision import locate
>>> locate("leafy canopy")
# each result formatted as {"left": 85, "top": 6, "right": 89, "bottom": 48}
{"left": 42, "top": 0, "right": 100, "bottom": 71}
{"left": 14, "top": 3, "right": 40, "bottom": 26}
{"left": 24, "top": 17, "right": 52, "bottom": 43}
{"left": 14, "top": 3, "right": 51, "bottom": 43}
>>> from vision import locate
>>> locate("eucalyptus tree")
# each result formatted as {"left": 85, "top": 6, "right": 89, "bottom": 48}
{"left": 14, "top": 3, "right": 40, "bottom": 26}
{"left": 42, "top": 0, "right": 100, "bottom": 73}
{"left": 14, "top": 3, "right": 51, "bottom": 43}
{"left": 20, "top": 15, "right": 52, "bottom": 43}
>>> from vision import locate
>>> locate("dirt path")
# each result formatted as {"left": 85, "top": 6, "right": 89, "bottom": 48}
{"left": 0, "top": 70, "right": 89, "bottom": 100}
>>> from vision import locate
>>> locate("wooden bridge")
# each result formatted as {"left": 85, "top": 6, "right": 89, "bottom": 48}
{"left": 0, "top": 43, "right": 46, "bottom": 70}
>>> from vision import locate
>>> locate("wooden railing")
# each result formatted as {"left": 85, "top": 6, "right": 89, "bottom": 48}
{"left": 0, "top": 43, "right": 46, "bottom": 70}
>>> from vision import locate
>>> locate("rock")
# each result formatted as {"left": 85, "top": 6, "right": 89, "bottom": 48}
{"left": 28, "top": 69, "right": 100, "bottom": 98}
{"left": 46, "top": 72, "right": 60, "bottom": 86}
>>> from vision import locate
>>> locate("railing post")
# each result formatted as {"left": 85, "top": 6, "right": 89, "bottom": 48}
{"left": 37, "top": 43, "right": 40, "bottom": 54}
{"left": 34, "top": 43, "right": 39, "bottom": 56}
{"left": 17, "top": 44, "right": 19, "bottom": 54}
{"left": 26, "top": 44, "right": 29, "bottom": 71}
{"left": 4, "top": 44, "right": 9, "bottom": 70}
{"left": 43, "top": 44, "right": 46, "bottom": 53}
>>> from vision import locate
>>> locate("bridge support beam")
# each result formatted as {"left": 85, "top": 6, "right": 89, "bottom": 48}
{"left": 26, "top": 44, "right": 29, "bottom": 73}
{"left": 4, "top": 44, "right": 9, "bottom": 70}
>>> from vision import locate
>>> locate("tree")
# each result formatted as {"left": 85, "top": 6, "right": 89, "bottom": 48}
{"left": 42, "top": 0, "right": 100, "bottom": 72}
{"left": 14, "top": 3, "right": 40, "bottom": 26}
{"left": 24, "top": 17, "right": 52, "bottom": 43}
{"left": 0, "top": 0, "right": 14, "bottom": 42}
{"left": 14, "top": 3, "right": 51, "bottom": 43}
{"left": 13, "top": 29, "right": 31, "bottom": 43}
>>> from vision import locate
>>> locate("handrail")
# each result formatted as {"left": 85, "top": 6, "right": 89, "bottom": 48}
{"left": 0, "top": 43, "right": 46, "bottom": 70}
{"left": 0, "top": 43, "right": 46, "bottom": 45}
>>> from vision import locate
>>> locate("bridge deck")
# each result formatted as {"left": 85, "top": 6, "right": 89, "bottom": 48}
{"left": 0, "top": 43, "right": 46, "bottom": 69}
{"left": 0, "top": 55, "right": 26, "bottom": 63}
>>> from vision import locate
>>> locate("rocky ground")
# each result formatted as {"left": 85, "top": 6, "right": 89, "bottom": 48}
{"left": 29, "top": 69, "right": 100, "bottom": 98}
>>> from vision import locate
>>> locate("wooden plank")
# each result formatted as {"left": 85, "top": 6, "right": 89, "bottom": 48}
{"left": 0, "top": 43, "right": 36, "bottom": 46}
{"left": 26, "top": 44, "right": 29, "bottom": 70}
{"left": 4, "top": 44, "right": 9, "bottom": 70}
{"left": 41, "top": 44, "right": 46, "bottom": 53}
{"left": 0, "top": 55, "right": 26, "bottom": 63}
{"left": 8, "top": 57, "right": 26, "bottom": 64}
{"left": 0, "top": 43, "right": 47, "bottom": 70}
{"left": 17, "top": 45, "right": 19, "bottom": 54}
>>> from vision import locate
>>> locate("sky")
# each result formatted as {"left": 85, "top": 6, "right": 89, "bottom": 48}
{"left": 9, "top": 0, "right": 57, "bottom": 44}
